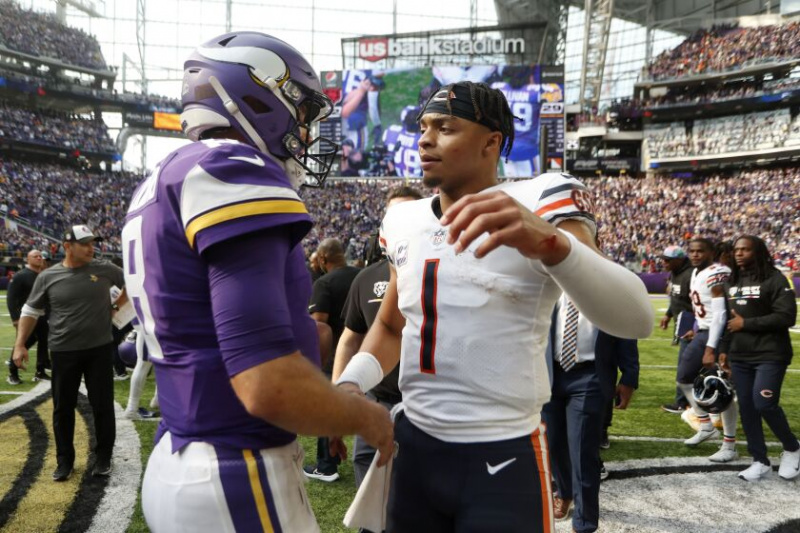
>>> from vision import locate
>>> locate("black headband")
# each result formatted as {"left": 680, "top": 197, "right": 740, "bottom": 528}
{"left": 421, "top": 84, "right": 501, "bottom": 132}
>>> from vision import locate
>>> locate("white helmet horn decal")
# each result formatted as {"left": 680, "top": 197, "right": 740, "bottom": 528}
{"left": 197, "top": 45, "right": 288, "bottom": 85}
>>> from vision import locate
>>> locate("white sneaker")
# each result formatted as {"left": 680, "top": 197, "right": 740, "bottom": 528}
{"left": 681, "top": 408, "right": 701, "bottom": 432}
{"left": 685, "top": 427, "right": 719, "bottom": 446}
{"left": 778, "top": 443, "right": 800, "bottom": 480}
{"left": 122, "top": 410, "right": 141, "bottom": 420}
{"left": 738, "top": 461, "right": 771, "bottom": 482}
{"left": 709, "top": 445, "right": 739, "bottom": 463}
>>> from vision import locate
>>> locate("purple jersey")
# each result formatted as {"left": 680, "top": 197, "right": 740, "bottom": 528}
{"left": 491, "top": 81, "right": 540, "bottom": 161}
{"left": 122, "top": 138, "right": 319, "bottom": 452}
{"left": 383, "top": 125, "right": 422, "bottom": 177}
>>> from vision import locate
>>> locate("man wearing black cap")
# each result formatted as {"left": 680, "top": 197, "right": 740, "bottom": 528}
{"left": 12, "top": 225, "right": 127, "bottom": 481}
{"left": 337, "top": 81, "right": 653, "bottom": 533}
{"left": 659, "top": 245, "right": 694, "bottom": 414}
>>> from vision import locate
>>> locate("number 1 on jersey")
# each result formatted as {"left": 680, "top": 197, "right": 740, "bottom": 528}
{"left": 420, "top": 259, "right": 440, "bottom": 374}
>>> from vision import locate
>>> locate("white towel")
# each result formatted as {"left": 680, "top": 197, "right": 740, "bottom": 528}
{"left": 343, "top": 403, "right": 404, "bottom": 531}
{"left": 342, "top": 449, "right": 393, "bottom": 531}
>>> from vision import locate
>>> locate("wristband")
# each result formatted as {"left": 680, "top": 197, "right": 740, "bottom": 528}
{"left": 336, "top": 351, "right": 384, "bottom": 393}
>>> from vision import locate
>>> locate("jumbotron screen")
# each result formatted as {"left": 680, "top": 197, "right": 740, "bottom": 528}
{"left": 320, "top": 65, "right": 565, "bottom": 178}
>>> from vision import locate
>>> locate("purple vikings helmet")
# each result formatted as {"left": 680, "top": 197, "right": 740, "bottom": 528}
{"left": 118, "top": 332, "right": 139, "bottom": 368}
{"left": 401, "top": 105, "right": 421, "bottom": 133}
{"left": 180, "top": 32, "right": 338, "bottom": 188}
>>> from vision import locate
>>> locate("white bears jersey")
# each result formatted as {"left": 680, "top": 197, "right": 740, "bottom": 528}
{"left": 690, "top": 263, "right": 731, "bottom": 330}
{"left": 380, "top": 173, "right": 596, "bottom": 443}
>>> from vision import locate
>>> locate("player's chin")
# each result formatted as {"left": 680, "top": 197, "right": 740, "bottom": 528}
{"left": 422, "top": 172, "right": 442, "bottom": 189}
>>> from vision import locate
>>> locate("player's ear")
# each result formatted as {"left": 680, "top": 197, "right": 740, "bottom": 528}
{"left": 482, "top": 131, "right": 502, "bottom": 158}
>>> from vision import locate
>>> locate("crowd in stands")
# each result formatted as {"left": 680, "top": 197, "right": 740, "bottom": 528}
{"left": 0, "top": 225, "right": 54, "bottom": 259}
{"left": 0, "top": 159, "right": 140, "bottom": 253}
{"left": 0, "top": 67, "right": 183, "bottom": 112}
{"left": 647, "top": 23, "right": 800, "bottom": 80}
{"left": 0, "top": 101, "right": 116, "bottom": 154}
{"left": 645, "top": 109, "right": 800, "bottom": 159}
{"left": 0, "top": 161, "right": 796, "bottom": 274}
{"left": 298, "top": 170, "right": 799, "bottom": 273}
{"left": 644, "top": 77, "right": 800, "bottom": 108}
{"left": 0, "top": 0, "right": 107, "bottom": 70}
{"left": 589, "top": 168, "right": 800, "bottom": 273}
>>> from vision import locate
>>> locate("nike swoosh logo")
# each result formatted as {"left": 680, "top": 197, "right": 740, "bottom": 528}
{"left": 486, "top": 457, "right": 516, "bottom": 475}
{"left": 229, "top": 155, "right": 265, "bottom": 167}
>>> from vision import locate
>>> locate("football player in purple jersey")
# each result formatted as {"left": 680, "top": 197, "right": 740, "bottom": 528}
{"left": 121, "top": 32, "right": 393, "bottom": 533}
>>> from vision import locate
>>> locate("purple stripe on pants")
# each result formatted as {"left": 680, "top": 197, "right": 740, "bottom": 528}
{"left": 214, "top": 446, "right": 269, "bottom": 533}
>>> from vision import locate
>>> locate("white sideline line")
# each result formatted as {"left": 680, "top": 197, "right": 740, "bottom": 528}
{"left": 609, "top": 435, "right": 784, "bottom": 448}
{"left": 640, "top": 364, "right": 800, "bottom": 373}
{"left": 0, "top": 391, "right": 25, "bottom": 395}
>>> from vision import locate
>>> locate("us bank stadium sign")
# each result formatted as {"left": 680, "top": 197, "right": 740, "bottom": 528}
{"left": 358, "top": 36, "right": 525, "bottom": 62}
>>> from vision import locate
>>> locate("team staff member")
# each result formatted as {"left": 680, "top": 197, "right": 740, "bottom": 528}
{"left": 659, "top": 246, "right": 693, "bottom": 413}
{"left": 544, "top": 294, "right": 639, "bottom": 532}
{"left": 331, "top": 186, "right": 422, "bottom": 513}
{"left": 305, "top": 238, "right": 361, "bottom": 482}
{"left": 6, "top": 249, "right": 50, "bottom": 385}
{"left": 12, "top": 225, "right": 127, "bottom": 481}
{"left": 719, "top": 235, "right": 799, "bottom": 482}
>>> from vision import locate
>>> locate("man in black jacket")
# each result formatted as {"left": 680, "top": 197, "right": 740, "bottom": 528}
{"left": 659, "top": 246, "right": 694, "bottom": 413}
{"left": 719, "top": 235, "right": 799, "bottom": 482}
{"left": 6, "top": 249, "right": 49, "bottom": 385}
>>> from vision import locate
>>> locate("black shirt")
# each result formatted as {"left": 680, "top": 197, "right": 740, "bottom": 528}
{"left": 667, "top": 259, "right": 693, "bottom": 318}
{"left": 342, "top": 259, "right": 401, "bottom": 404}
{"left": 309, "top": 265, "right": 361, "bottom": 372}
{"left": 7, "top": 267, "right": 38, "bottom": 321}
{"left": 721, "top": 269, "right": 797, "bottom": 364}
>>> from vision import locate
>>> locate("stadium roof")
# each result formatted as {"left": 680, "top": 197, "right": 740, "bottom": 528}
{"left": 496, "top": 0, "right": 781, "bottom": 35}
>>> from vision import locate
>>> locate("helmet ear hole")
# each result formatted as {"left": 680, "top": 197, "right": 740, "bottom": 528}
{"left": 242, "top": 95, "right": 272, "bottom": 114}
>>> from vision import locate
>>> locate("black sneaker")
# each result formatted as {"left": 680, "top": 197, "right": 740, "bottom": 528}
{"left": 7, "top": 375, "right": 22, "bottom": 385}
{"left": 302, "top": 465, "right": 339, "bottom": 482}
{"left": 33, "top": 371, "right": 51, "bottom": 381}
{"left": 53, "top": 464, "right": 73, "bottom": 482}
{"left": 600, "top": 432, "right": 610, "bottom": 450}
{"left": 661, "top": 402, "right": 685, "bottom": 414}
{"left": 93, "top": 457, "right": 112, "bottom": 477}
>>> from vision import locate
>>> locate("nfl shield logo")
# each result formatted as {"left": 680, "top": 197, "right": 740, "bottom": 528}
{"left": 431, "top": 229, "right": 447, "bottom": 246}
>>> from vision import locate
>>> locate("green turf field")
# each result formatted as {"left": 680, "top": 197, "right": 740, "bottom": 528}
{"left": 0, "top": 294, "right": 797, "bottom": 532}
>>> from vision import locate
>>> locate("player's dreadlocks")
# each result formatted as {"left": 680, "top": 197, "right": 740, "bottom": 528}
{"left": 730, "top": 234, "right": 776, "bottom": 284}
{"left": 417, "top": 81, "right": 516, "bottom": 160}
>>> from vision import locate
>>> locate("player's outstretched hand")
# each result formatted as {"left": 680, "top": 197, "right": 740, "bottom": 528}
{"left": 357, "top": 400, "right": 394, "bottom": 467}
{"left": 12, "top": 346, "right": 28, "bottom": 370}
{"left": 439, "top": 191, "right": 570, "bottom": 264}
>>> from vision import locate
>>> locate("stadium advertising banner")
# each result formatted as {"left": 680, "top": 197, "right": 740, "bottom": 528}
{"left": 124, "top": 111, "right": 182, "bottom": 132}
{"left": 319, "top": 65, "right": 564, "bottom": 178}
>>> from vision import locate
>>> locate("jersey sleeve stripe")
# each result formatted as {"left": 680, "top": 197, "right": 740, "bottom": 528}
{"left": 534, "top": 198, "right": 576, "bottom": 217}
{"left": 539, "top": 182, "right": 586, "bottom": 200}
{"left": 180, "top": 165, "right": 301, "bottom": 226}
{"left": 185, "top": 199, "right": 309, "bottom": 248}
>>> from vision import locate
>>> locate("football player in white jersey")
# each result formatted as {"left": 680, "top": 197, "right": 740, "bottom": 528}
{"left": 678, "top": 238, "right": 738, "bottom": 458}
{"left": 336, "top": 81, "right": 653, "bottom": 533}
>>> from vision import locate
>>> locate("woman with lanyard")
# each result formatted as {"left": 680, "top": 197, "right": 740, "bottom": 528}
{"left": 719, "top": 235, "right": 799, "bottom": 482}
